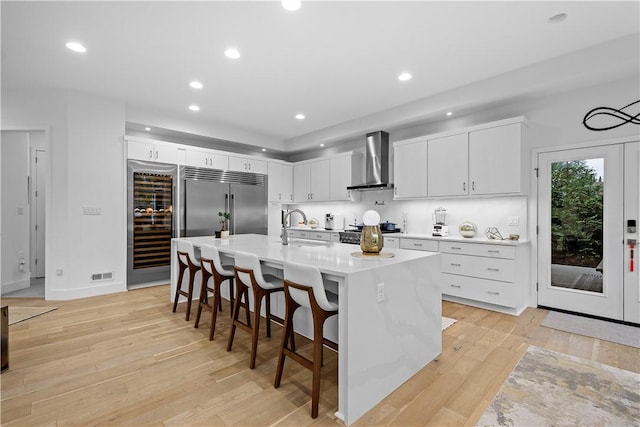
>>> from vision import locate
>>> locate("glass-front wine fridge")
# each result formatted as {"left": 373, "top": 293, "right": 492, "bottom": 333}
{"left": 127, "top": 160, "right": 177, "bottom": 286}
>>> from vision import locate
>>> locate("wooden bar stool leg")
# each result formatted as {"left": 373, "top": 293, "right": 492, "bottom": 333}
{"left": 227, "top": 281, "right": 244, "bottom": 351}
{"left": 184, "top": 265, "right": 198, "bottom": 321}
{"left": 310, "top": 314, "right": 327, "bottom": 418}
{"left": 172, "top": 263, "right": 187, "bottom": 313}
{"left": 209, "top": 278, "right": 222, "bottom": 341}
{"left": 274, "top": 301, "right": 298, "bottom": 388}
{"left": 250, "top": 290, "right": 264, "bottom": 369}
{"left": 194, "top": 269, "right": 212, "bottom": 329}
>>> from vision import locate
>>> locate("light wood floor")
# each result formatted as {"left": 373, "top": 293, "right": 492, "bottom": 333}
{"left": 1, "top": 285, "right": 638, "bottom": 426}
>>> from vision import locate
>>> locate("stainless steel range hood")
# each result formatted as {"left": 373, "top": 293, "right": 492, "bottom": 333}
{"left": 347, "top": 131, "right": 392, "bottom": 191}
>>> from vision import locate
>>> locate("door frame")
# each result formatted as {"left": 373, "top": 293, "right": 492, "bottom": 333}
{"left": 530, "top": 135, "right": 640, "bottom": 315}
{"left": 1, "top": 126, "right": 51, "bottom": 297}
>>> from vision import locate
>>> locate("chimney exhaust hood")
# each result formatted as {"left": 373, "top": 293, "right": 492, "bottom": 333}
{"left": 347, "top": 131, "right": 392, "bottom": 191}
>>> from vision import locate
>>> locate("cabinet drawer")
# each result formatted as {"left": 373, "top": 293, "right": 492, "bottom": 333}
{"left": 440, "top": 242, "right": 515, "bottom": 259}
{"left": 400, "top": 238, "right": 438, "bottom": 252}
{"left": 288, "top": 230, "right": 309, "bottom": 239}
{"left": 441, "top": 253, "right": 515, "bottom": 283}
{"left": 384, "top": 237, "right": 400, "bottom": 248}
{"left": 442, "top": 273, "right": 518, "bottom": 308}
{"left": 308, "top": 231, "right": 330, "bottom": 241}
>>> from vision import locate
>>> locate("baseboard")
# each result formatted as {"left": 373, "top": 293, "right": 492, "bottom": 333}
{"left": 46, "top": 281, "right": 126, "bottom": 300}
{"left": 1, "top": 279, "right": 30, "bottom": 295}
{"left": 443, "top": 294, "right": 526, "bottom": 316}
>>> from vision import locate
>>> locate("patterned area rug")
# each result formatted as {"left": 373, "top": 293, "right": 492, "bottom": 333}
{"left": 477, "top": 346, "right": 640, "bottom": 426}
{"left": 8, "top": 306, "right": 57, "bottom": 325}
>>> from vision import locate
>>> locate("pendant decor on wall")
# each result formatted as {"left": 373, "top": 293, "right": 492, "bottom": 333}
{"left": 582, "top": 99, "right": 640, "bottom": 131}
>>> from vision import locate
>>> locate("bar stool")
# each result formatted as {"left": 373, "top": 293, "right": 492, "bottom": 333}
{"left": 227, "top": 251, "right": 284, "bottom": 369}
{"left": 172, "top": 240, "right": 200, "bottom": 321}
{"left": 274, "top": 261, "right": 338, "bottom": 419}
{"left": 194, "top": 244, "right": 235, "bottom": 340}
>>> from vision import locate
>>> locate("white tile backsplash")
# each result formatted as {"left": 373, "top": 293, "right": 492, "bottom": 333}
{"left": 288, "top": 193, "right": 528, "bottom": 240}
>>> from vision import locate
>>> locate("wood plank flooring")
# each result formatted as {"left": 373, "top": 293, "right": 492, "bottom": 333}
{"left": 1, "top": 285, "right": 638, "bottom": 426}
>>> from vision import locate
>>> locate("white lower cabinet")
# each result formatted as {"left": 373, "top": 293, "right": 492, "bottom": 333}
{"left": 383, "top": 236, "right": 400, "bottom": 249}
{"left": 439, "top": 240, "right": 529, "bottom": 314}
{"left": 400, "top": 238, "right": 438, "bottom": 252}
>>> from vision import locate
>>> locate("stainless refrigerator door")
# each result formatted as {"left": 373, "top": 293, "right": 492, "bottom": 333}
{"left": 230, "top": 182, "right": 267, "bottom": 235}
{"left": 184, "top": 179, "right": 229, "bottom": 237}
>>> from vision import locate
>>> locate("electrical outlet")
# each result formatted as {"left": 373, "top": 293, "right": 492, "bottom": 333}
{"left": 508, "top": 216, "right": 519, "bottom": 226}
{"left": 377, "top": 283, "right": 385, "bottom": 302}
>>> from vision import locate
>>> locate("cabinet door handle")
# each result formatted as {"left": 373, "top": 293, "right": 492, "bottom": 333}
{"left": 487, "top": 250, "right": 500, "bottom": 254}
{"left": 450, "top": 284, "right": 461, "bottom": 288}
{"left": 487, "top": 268, "right": 500, "bottom": 272}
{"left": 451, "top": 246, "right": 462, "bottom": 250}
{"left": 487, "top": 291, "right": 500, "bottom": 295}
{"left": 278, "top": 193, "right": 281, "bottom": 200}
{"left": 450, "top": 263, "right": 461, "bottom": 267}
{"left": 154, "top": 150, "right": 159, "bottom": 160}
{"left": 394, "top": 187, "right": 397, "bottom": 195}
{"left": 148, "top": 150, "right": 153, "bottom": 160}
{"left": 463, "top": 182, "right": 466, "bottom": 191}
{"left": 472, "top": 181, "right": 475, "bottom": 191}
{"left": 413, "top": 243, "right": 423, "bottom": 247}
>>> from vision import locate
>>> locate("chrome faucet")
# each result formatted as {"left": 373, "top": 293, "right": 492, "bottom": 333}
{"left": 281, "top": 209, "right": 307, "bottom": 245}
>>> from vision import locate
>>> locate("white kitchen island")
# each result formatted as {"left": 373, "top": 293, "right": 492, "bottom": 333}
{"left": 170, "top": 234, "right": 442, "bottom": 425}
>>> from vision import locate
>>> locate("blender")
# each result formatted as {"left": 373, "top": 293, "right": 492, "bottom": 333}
{"left": 432, "top": 207, "right": 449, "bottom": 237}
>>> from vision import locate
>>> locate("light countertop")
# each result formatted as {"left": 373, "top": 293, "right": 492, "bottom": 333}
{"left": 175, "top": 234, "right": 438, "bottom": 277}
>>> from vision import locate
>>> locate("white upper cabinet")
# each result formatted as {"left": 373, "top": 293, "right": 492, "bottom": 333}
{"left": 127, "top": 139, "right": 185, "bottom": 165}
{"left": 185, "top": 149, "right": 228, "bottom": 170}
{"left": 393, "top": 138, "right": 428, "bottom": 199}
{"left": 229, "top": 156, "right": 268, "bottom": 174}
{"left": 330, "top": 152, "right": 363, "bottom": 201}
{"left": 293, "top": 162, "right": 312, "bottom": 202}
{"left": 293, "top": 159, "right": 331, "bottom": 202}
{"left": 427, "top": 133, "right": 469, "bottom": 197}
{"left": 468, "top": 122, "right": 522, "bottom": 195}
{"left": 268, "top": 161, "right": 293, "bottom": 203}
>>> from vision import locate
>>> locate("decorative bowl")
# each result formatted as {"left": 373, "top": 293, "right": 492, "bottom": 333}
{"left": 459, "top": 221, "right": 477, "bottom": 238}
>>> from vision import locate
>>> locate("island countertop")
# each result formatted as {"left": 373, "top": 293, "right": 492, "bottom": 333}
{"left": 178, "top": 233, "right": 439, "bottom": 278}
{"left": 171, "top": 234, "right": 442, "bottom": 426}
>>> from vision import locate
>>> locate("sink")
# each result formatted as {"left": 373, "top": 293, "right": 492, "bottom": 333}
{"left": 277, "top": 239, "right": 331, "bottom": 248}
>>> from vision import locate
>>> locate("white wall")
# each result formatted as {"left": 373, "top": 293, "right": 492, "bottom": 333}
{"left": 1, "top": 131, "right": 30, "bottom": 293}
{"left": 1, "top": 89, "right": 126, "bottom": 299}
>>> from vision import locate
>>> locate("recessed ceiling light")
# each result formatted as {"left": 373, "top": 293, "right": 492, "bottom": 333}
{"left": 295, "top": 113, "right": 305, "bottom": 120}
{"left": 548, "top": 13, "right": 568, "bottom": 24}
{"left": 320, "top": 143, "right": 325, "bottom": 147}
{"left": 145, "top": 127, "right": 151, "bottom": 131}
{"left": 398, "top": 72, "right": 412, "bottom": 82}
{"left": 224, "top": 48, "right": 240, "bottom": 59}
{"left": 282, "top": 0, "right": 301, "bottom": 11}
{"left": 189, "top": 81, "right": 203, "bottom": 89}
{"left": 261, "top": 148, "right": 267, "bottom": 152}
{"left": 65, "top": 41, "right": 86, "bottom": 53}
{"left": 188, "top": 105, "right": 200, "bottom": 111}
{"left": 446, "top": 111, "right": 453, "bottom": 116}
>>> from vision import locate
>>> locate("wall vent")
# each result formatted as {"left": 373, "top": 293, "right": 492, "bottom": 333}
{"left": 91, "top": 272, "right": 114, "bottom": 281}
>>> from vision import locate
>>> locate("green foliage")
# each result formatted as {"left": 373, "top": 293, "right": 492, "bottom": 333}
{"left": 218, "top": 211, "right": 230, "bottom": 230}
{"left": 551, "top": 160, "right": 603, "bottom": 267}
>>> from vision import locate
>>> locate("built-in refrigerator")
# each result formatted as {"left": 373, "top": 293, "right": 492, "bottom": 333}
{"left": 127, "top": 160, "right": 177, "bottom": 286}
{"left": 179, "top": 166, "right": 267, "bottom": 237}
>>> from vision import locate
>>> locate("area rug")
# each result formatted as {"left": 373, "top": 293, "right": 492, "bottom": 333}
{"left": 442, "top": 316, "right": 457, "bottom": 331}
{"left": 8, "top": 306, "right": 57, "bottom": 325}
{"left": 476, "top": 345, "right": 640, "bottom": 426}
{"left": 542, "top": 310, "right": 639, "bottom": 348}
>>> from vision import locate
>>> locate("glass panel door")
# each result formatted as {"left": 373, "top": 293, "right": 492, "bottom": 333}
{"left": 538, "top": 145, "right": 624, "bottom": 319}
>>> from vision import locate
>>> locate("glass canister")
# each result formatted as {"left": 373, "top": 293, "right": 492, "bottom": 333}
{"left": 361, "top": 224, "right": 384, "bottom": 254}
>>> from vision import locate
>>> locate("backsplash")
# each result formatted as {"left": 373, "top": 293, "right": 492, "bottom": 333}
{"left": 287, "top": 191, "right": 528, "bottom": 240}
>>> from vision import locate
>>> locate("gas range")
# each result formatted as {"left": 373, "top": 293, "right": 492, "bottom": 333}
{"left": 339, "top": 229, "right": 401, "bottom": 245}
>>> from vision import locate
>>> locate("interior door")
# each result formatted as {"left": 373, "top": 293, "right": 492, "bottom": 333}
{"left": 537, "top": 145, "right": 624, "bottom": 320}
{"left": 623, "top": 141, "right": 640, "bottom": 323}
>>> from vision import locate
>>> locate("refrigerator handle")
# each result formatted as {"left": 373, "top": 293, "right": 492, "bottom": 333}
{"left": 231, "top": 193, "right": 236, "bottom": 234}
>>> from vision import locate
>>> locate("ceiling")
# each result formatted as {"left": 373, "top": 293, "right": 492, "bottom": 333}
{"left": 2, "top": 1, "right": 639, "bottom": 152}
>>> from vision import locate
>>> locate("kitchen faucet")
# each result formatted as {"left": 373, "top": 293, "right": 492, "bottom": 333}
{"left": 281, "top": 209, "right": 307, "bottom": 245}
